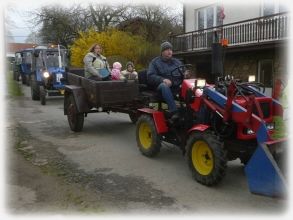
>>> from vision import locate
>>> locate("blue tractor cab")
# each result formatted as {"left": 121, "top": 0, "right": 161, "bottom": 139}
{"left": 13, "top": 51, "right": 22, "bottom": 81}
{"left": 30, "top": 45, "right": 69, "bottom": 105}
{"left": 19, "top": 48, "right": 34, "bottom": 85}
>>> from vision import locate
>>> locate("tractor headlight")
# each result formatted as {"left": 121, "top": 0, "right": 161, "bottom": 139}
{"left": 245, "top": 123, "right": 274, "bottom": 135}
{"left": 43, "top": 71, "right": 50, "bottom": 78}
{"left": 248, "top": 75, "right": 256, "bottom": 82}
{"left": 196, "top": 79, "right": 206, "bottom": 88}
{"left": 266, "top": 123, "right": 275, "bottom": 130}
{"left": 246, "top": 129, "right": 255, "bottom": 135}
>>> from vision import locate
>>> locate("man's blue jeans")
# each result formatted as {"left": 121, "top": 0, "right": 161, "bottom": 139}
{"left": 157, "top": 83, "right": 177, "bottom": 112}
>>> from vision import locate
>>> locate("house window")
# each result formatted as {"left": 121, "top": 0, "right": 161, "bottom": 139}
{"left": 261, "top": 0, "right": 287, "bottom": 16}
{"left": 207, "top": 7, "right": 214, "bottom": 28}
{"left": 263, "top": 0, "right": 275, "bottom": 16}
{"left": 195, "top": 5, "right": 223, "bottom": 30}
{"left": 258, "top": 59, "right": 273, "bottom": 87}
{"left": 198, "top": 10, "right": 204, "bottom": 30}
{"left": 279, "top": 3, "right": 287, "bottom": 13}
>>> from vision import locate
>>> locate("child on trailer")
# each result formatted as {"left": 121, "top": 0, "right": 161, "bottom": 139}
{"left": 111, "top": 62, "right": 124, "bottom": 80}
{"left": 121, "top": 61, "right": 138, "bottom": 80}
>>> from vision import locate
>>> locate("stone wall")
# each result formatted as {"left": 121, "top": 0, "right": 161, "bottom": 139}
{"left": 180, "top": 47, "right": 288, "bottom": 84}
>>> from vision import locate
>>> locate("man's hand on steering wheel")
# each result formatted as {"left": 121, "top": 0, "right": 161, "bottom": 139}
{"left": 163, "top": 78, "right": 172, "bottom": 87}
{"left": 170, "top": 64, "right": 193, "bottom": 84}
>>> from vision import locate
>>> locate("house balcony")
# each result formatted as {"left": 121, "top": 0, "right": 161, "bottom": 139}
{"left": 169, "top": 12, "right": 289, "bottom": 55}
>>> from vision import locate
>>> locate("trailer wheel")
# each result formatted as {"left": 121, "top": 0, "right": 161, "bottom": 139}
{"left": 136, "top": 114, "right": 161, "bottom": 157}
{"left": 186, "top": 131, "right": 227, "bottom": 186}
{"left": 66, "top": 94, "right": 84, "bottom": 132}
{"left": 30, "top": 76, "right": 40, "bottom": 100}
{"left": 40, "top": 86, "right": 46, "bottom": 105}
{"left": 129, "top": 113, "right": 138, "bottom": 124}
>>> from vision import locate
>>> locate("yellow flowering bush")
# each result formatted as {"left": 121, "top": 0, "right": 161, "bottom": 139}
{"left": 70, "top": 28, "right": 159, "bottom": 70}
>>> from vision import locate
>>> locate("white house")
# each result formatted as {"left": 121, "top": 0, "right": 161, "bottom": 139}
{"left": 170, "top": 0, "right": 289, "bottom": 97}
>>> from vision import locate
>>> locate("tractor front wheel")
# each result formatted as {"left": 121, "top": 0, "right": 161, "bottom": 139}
{"left": 66, "top": 94, "right": 84, "bottom": 132}
{"left": 40, "top": 86, "right": 46, "bottom": 105}
{"left": 30, "top": 76, "right": 40, "bottom": 100}
{"left": 186, "top": 131, "right": 227, "bottom": 186}
{"left": 136, "top": 114, "right": 161, "bottom": 157}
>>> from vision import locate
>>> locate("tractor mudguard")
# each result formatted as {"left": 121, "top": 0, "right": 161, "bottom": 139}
{"left": 188, "top": 124, "right": 210, "bottom": 134}
{"left": 138, "top": 108, "right": 168, "bottom": 133}
{"left": 64, "top": 85, "right": 90, "bottom": 115}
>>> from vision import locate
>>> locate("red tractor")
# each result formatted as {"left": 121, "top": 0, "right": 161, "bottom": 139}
{"left": 135, "top": 44, "right": 286, "bottom": 197}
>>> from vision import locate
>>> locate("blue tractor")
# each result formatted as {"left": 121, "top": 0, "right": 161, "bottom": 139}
{"left": 30, "top": 45, "right": 69, "bottom": 105}
{"left": 13, "top": 51, "right": 22, "bottom": 81}
{"left": 19, "top": 48, "right": 34, "bottom": 86}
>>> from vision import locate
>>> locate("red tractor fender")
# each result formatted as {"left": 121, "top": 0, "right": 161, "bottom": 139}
{"left": 137, "top": 108, "right": 169, "bottom": 134}
{"left": 188, "top": 124, "right": 210, "bottom": 134}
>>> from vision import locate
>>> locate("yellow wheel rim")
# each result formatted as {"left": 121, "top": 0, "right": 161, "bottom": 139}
{"left": 139, "top": 122, "right": 152, "bottom": 150}
{"left": 191, "top": 140, "right": 214, "bottom": 175}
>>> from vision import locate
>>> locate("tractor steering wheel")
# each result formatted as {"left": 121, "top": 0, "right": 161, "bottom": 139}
{"left": 170, "top": 64, "right": 192, "bottom": 85}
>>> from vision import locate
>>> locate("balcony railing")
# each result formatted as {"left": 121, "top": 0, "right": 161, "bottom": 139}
{"left": 169, "top": 12, "right": 289, "bottom": 53}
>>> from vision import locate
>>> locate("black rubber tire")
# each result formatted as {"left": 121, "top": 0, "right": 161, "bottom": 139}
{"left": 66, "top": 94, "right": 84, "bottom": 132}
{"left": 136, "top": 114, "right": 161, "bottom": 157}
{"left": 40, "top": 86, "right": 46, "bottom": 105}
{"left": 186, "top": 131, "right": 227, "bottom": 186}
{"left": 21, "top": 74, "right": 26, "bottom": 85}
{"left": 30, "top": 76, "right": 40, "bottom": 100}
{"left": 26, "top": 75, "right": 30, "bottom": 86}
{"left": 240, "top": 155, "right": 251, "bottom": 165}
{"left": 129, "top": 113, "right": 138, "bottom": 124}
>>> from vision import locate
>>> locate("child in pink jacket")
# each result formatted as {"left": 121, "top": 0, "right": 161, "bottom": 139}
{"left": 111, "top": 62, "right": 123, "bottom": 80}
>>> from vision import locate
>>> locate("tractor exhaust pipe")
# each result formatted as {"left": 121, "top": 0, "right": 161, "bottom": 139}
{"left": 211, "top": 42, "right": 224, "bottom": 78}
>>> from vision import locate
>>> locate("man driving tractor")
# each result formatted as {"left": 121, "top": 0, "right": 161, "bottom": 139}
{"left": 147, "top": 41, "right": 190, "bottom": 121}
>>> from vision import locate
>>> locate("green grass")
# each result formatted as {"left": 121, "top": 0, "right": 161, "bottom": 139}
{"left": 7, "top": 70, "right": 23, "bottom": 97}
{"left": 272, "top": 116, "right": 287, "bottom": 139}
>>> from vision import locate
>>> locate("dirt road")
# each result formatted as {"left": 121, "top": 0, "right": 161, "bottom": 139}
{"left": 5, "top": 83, "right": 287, "bottom": 215}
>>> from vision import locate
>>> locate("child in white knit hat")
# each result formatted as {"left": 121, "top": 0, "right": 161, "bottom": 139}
{"left": 111, "top": 62, "right": 124, "bottom": 80}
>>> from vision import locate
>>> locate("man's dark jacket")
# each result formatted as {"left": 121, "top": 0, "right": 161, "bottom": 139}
{"left": 147, "top": 56, "right": 182, "bottom": 88}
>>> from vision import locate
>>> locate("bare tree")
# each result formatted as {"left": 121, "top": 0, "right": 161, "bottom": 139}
{"left": 89, "top": 4, "right": 129, "bottom": 32}
{"left": 31, "top": 4, "right": 93, "bottom": 47}
{"left": 118, "top": 4, "right": 183, "bottom": 42}
{"left": 28, "top": 3, "right": 183, "bottom": 46}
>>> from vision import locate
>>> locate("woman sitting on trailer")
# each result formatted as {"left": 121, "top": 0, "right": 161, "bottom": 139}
{"left": 83, "top": 43, "right": 111, "bottom": 81}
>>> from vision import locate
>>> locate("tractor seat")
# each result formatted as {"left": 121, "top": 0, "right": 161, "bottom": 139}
{"left": 138, "top": 69, "right": 161, "bottom": 103}
{"left": 137, "top": 69, "right": 180, "bottom": 103}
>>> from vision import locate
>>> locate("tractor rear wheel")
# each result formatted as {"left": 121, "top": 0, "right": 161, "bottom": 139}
{"left": 186, "top": 131, "right": 227, "bottom": 186}
{"left": 66, "top": 94, "right": 84, "bottom": 132}
{"left": 21, "top": 74, "right": 26, "bottom": 85}
{"left": 26, "top": 75, "right": 30, "bottom": 86}
{"left": 136, "top": 114, "right": 161, "bottom": 157}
